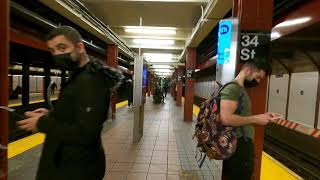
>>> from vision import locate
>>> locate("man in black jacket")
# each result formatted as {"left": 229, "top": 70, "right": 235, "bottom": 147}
{"left": 17, "top": 26, "right": 123, "bottom": 180}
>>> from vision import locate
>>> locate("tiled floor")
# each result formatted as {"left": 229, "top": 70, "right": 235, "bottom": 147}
{"left": 8, "top": 96, "right": 222, "bottom": 180}
{"left": 102, "top": 96, "right": 222, "bottom": 180}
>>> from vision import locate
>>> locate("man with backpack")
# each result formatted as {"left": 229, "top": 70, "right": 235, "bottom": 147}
{"left": 220, "top": 61, "right": 281, "bottom": 180}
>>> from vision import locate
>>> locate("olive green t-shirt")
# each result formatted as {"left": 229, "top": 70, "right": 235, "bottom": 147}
{"left": 220, "top": 82, "right": 254, "bottom": 139}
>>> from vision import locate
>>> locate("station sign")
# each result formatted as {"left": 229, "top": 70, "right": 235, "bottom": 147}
{"left": 186, "top": 69, "right": 194, "bottom": 78}
{"left": 239, "top": 31, "right": 271, "bottom": 63}
{"left": 217, "top": 20, "right": 233, "bottom": 65}
{"left": 143, "top": 65, "right": 147, "bottom": 88}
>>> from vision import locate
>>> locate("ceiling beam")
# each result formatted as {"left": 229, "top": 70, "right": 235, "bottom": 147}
{"left": 146, "top": 62, "right": 184, "bottom": 65}
{"left": 149, "top": 67, "right": 175, "bottom": 69}
{"left": 129, "top": 45, "right": 184, "bottom": 50}
{"left": 130, "top": 61, "right": 184, "bottom": 66}
{"left": 84, "top": 0, "right": 208, "bottom": 3}
{"left": 121, "top": 35, "right": 188, "bottom": 41}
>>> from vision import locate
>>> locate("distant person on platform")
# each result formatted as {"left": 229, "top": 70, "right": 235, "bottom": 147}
{"left": 163, "top": 81, "right": 169, "bottom": 98}
{"left": 9, "top": 85, "right": 22, "bottom": 99}
{"left": 126, "top": 78, "right": 133, "bottom": 107}
{"left": 51, "top": 82, "right": 57, "bottom": 95}
{"left": 17, "top": 26, "right": 123, "bottom": 180}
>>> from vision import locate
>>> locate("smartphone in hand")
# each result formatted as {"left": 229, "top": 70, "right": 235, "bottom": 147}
{"left": 270, "top": 113, "right": 284, "bottom": 122}
{"left": 0, "top": 106, "right": 26, "bottom": 120}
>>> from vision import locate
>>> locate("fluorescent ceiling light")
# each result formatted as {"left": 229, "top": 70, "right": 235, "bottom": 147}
{"left": 157, "top": 73, "right": 172, "bottom": 76}
{"left": 133, "top": 39, "right": 175, "bottom": 45}
{"left": 124, "top": 26, "right": 176, "bottom": 35}
{"left": 156, "top": 73, "right": 171, "bottom": 76}
{"left": 271, "top": 32, "right": 281, "bottom": 40}
{"left": 143, "top": 53, "right": 179, "bottom": 62}
{"left": 275, "top": 17, "right": 312, "bottom": 28}
{"left": 130, "top": 45, "right": 183, "bottom": 50}
{"left": 147, "top": 59, "right": 178, "bottom": 63}
{"left": 152, "top": 65, "right": 173, "bottom": 69}
{"left": 144, "top": 53, "right": 173, "bottom": 58}
{"left": 154, "top": 69, "right": 173, "bottom": 73}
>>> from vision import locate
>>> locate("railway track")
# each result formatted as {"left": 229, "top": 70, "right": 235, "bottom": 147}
{"left": 264, "top": 135, "right": 320, "bottom": 180}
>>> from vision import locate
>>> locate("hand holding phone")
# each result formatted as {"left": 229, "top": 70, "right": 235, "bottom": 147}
{"left": 268, "top": 112, "right": 284, "bottom": 122}
{"left": 0, "top": 106, "right": 26, "bottom": 120}
{"left": 25, "top": 108, "right": 49, "bottom": 118}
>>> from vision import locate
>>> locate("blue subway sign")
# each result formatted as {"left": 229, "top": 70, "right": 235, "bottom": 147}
{"left": 217, "top": 20, "right": 233, "bottom": 65}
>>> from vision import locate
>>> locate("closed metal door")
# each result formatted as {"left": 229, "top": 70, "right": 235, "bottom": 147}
{"left": 288, "top": 72, "right": 319, "bottom": 128}
{"left": 268, "top": 74, "right": 289, "bottom": 116}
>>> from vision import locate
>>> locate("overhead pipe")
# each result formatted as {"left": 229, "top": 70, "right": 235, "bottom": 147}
{"left": 58, "top": 0, "right": 135, "bottom": 59}
{"left": 179, "top": 0, "right": 231, "bottom": 61}
{"left": 117, "top": 57, "right": 130, "bottom": 68}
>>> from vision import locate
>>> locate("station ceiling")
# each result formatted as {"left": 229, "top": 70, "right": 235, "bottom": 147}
{"left": 81, "top": 0, "right": 209, "bottom": 76}
{"left": 271, "top": 22, "right": 320, "bottom": 73}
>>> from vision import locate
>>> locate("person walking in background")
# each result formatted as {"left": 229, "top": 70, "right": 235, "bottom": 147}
{"left": 126, "top": 78, "right": 133, "bottom": 107}
{"left": 51, "top": 82, "right": 57, "bottom": 95}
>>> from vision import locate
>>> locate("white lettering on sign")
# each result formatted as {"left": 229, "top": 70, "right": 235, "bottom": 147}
{"left": 240, "top": 35, "right": 259, "bottom": 61}
{"left": 240, "top": 49, "right": 256, "bottom": 61}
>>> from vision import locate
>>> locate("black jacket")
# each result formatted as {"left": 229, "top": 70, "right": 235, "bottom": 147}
{"left": 36, "top": 60, "right": 123, "bottom": 180}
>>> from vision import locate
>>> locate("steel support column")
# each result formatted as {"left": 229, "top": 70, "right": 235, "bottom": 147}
{"left": 237, "top": 0, "right": 273, "bottom": 179}
{"left": 22, "top": 63, "right": 30, "bottom": 107}
{"left": 44, "top": 66, "right": 51, "bottom": 105}
{"left": 147, "top": 73, "right": 151, "bottom": 97}
{"left": 171, "top": 71, "right": 176, "bottom": 98}
{"left": 8, "top": 75, "right": 13, "bottom": 95}
{"left": 184, "top": 48, "right": 196, "bottom": 122}
{"left": 61, "top": 70, "right": 66, "bottom": 86}
{"left": 106, "top": 44, "right": 118, "bottom": 119}
{"left": 151, "top": 74, "right": 155, "bottom": 95}
{"left": 176, "top": 67, "right": 183, "bottom": 106}
{"left": 0, "top": 0, "right": 9, "bottom": 179}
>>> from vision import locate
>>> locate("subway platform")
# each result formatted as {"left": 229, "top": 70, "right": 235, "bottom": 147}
{"left": 8, "top": 96, "right": 222, "bottom": 180}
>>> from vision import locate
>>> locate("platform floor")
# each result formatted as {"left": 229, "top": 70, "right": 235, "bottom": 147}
{"left": 9, "top": 96, "right": 222, "bottom": 180}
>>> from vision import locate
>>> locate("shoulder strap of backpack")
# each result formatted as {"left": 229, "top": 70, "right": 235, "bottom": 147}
{"left": 236, "top": 90, "right": 244, "bottom": 115}
{"left": 218, "top": 81, "right": 239, "bottom": 95}
{"left": 219, "top": 82, "right": 248, "bottom": 141}
{"left": 237, "top": 91, "right": 248, "bottom": 141}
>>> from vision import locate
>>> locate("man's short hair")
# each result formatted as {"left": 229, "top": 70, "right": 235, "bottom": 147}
{"left": 242, "top": 61, "right": 272, "bottom": 75}
{"left": 46, "top": 26, "right": 82, "bottom": 45}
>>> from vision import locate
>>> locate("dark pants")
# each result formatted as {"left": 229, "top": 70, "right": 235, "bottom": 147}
{"left": 223, "top": 137, "right": 254, "bottom": 180}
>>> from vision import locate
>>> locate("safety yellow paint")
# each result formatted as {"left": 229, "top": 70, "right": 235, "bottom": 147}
{"left": 8, "top": 133, "right": 46, "bottom": 159}
{"left": 9, "top": 98, "right": 58, "bottom": 108}
{"left": 193, "top": 104, "right": 200, "bottom": 116}
{"left": 192, "top": 104, "right": 302, "bottom": 180}
{"left": 8, "top": 100, "right": 128, "bottom": 159}
{"left": 116, "top": 100, "right": 128, "bottom": 109}
{"left": 261, "top": 152, "right": 303, "bottom": 180}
